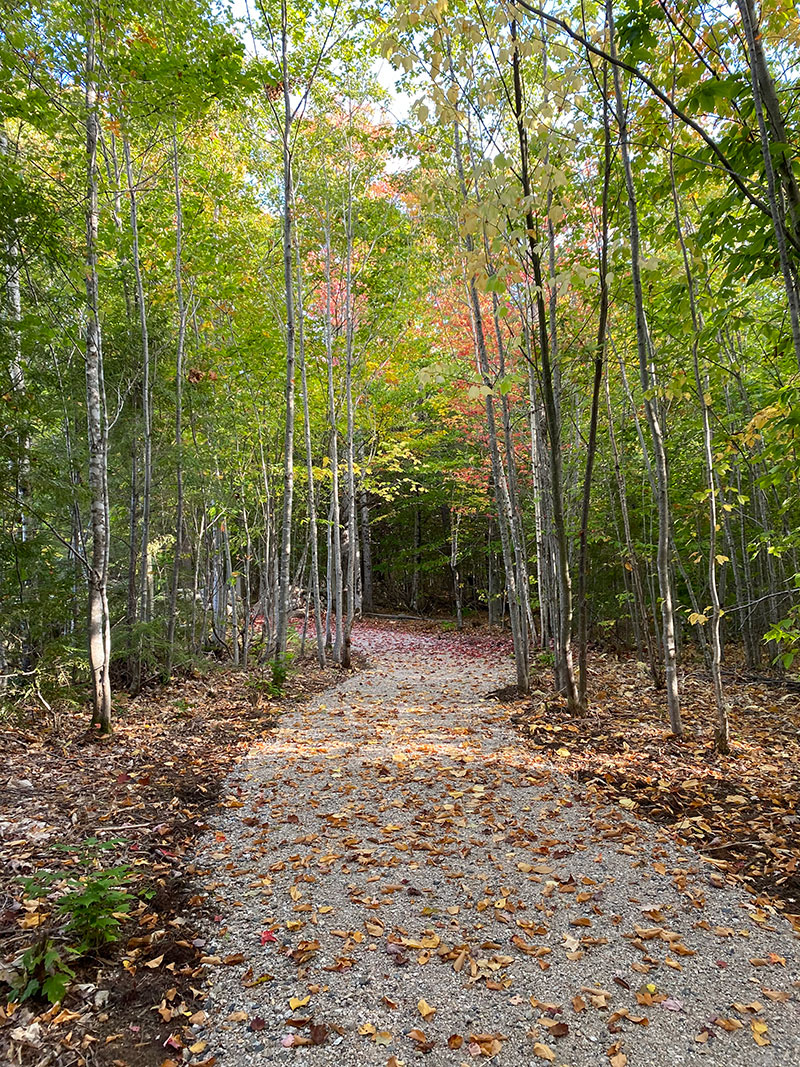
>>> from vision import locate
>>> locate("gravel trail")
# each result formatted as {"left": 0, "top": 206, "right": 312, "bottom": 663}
{"left": 196, "top": 626, "right": 800, "bottom": 1067}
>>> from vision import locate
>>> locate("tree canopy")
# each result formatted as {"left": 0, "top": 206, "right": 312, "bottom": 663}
{"left": 2, "top": 0, "right": 800, "bottom": 749}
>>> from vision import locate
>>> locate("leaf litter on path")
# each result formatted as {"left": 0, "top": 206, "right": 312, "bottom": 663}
{"left": 197, "top": 623, "right": 800, "bottom": 1066}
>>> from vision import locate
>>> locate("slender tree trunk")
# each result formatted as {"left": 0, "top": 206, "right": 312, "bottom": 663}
{"left": 737, "top": 0, "right": 800, "bottom": 368}
{"left": 410, "top": 502, "right": 421, "bottom": 613}
{"left": 190, "top": 508, "right": 205, "bottom": 655}
{"left": 445, "top": 41, "right": 528, "bottom": 688}
{"left": 323, "top": 205, "right": 344, "bottom": 662}
{"left": 295, "top": 220, "right": 325, "bottom": 666}
{"left": 126, "top": 438, "right": 138, "bottom": 680}
{"left": 324, "top": 492, "right": 334, "bottom": 649}
{"left": 577, "top": 70, "right": 611, "bottom": 710}
{"left": 242, "top": 499, "right": 252, "bottom": 669}
{"left": 608, "top": 1, "right": 683, "bottom": 735}
{"left": 84, "top": 13, "right": 112, "bottom": 732}
{"left": 542, "top": 38, "right": 566, "bottom": 680}
{"left": 525, "top": 340, "right": 552, "bottom": 651}
{"left": 342, "top": 127, "right": 357, "bottom": 668}
{"left": 447, "top": 506, "right": 463, "bottom": 630}
{"left": 471, "top": 137, "right": 535, "bottom": 653}
{"left": 2, "top": 132, "right": 29, "bottom": 672}
{"left": 254, "top": 417, "right": 274, "bottom": 650}
{"left": 487, "top": 519, "right": 496, "bottom": 627}
{"left": 358, "top": 441, "right": 373, "bottom": 613}
{"left": 2, "top": 145, "right": 28, "bottom": 547}
{"left": 669, "top": 148, "right": 728, "bottom": 751}
{"left": 222, "top": 515, "right": 239, "bottom": 666}
{"left": 122, "top": 134, "right": 152, "bottom": 690}
{"left": 274, "top": 0, "right": 296, "bottom": 664}
{"left": 167, "top": 129, "right": 186, "bottom": 677}
{"left": 511, "top": 22, "right": 572, "bottom": 703}
{"left": 446, "top": 72, "right": 528, "bottom": 685}
{"left": 489, "top": 289, "right": 536, "bottom": 648}
{"left": 604, "top": 370, "right": 660, "bottom": 684}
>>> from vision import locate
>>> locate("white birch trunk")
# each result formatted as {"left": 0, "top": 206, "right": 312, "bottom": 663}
{"left": 84, "top": 12, "right": 112, "bottom": 731}
{"left": 274, "top": 0, "right": 296, "bottom": 662}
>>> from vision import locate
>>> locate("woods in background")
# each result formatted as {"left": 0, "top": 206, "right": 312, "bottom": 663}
{"left": 2, "top": 0, "right": 800, "bottom": 748}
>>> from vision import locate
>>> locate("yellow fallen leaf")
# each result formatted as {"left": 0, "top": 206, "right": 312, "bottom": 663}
{"left": 417, "top": 998, "right": 435, "bottom": 1020}
{"left": 289, "top": 995, "right": 310, "bottom": 1010}
{"left": 20, "top": 912, "right": 49, "bottom": 928}
{"left": 752, "top": 1020, "right": 770, "bottom": 1045}
{"left": 533, "top": 1043, "right": 556, "bottom": 1061}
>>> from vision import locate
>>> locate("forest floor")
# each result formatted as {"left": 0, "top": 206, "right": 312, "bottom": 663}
{"left": 0, "top": 649, "right": 354, "bottom": 1066}
{"left": 2, "top": 621, "right": 800, "bottom": 1066}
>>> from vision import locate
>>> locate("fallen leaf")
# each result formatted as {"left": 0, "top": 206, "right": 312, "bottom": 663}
{"left": 533, "top": 1042, "right": 556, "bottom": 1061}
{"left": 281, "top": 1034, "right": 311, "bottom": 1047}
{"left": 417, "top": 998, "right": 435, "bottom": 1020}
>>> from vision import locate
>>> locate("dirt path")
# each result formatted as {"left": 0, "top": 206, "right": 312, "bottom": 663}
{"left": 196, "top": 625, "right": 800, "bottom": 1066}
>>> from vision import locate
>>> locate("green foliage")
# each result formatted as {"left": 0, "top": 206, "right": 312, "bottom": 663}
{"left": 6, "top": 839, "right": 135, "bottom": 1005}
{"left": 616, "top": 0, "right": 664, "bottom": 59}
{"left": 2, "top": 0, "right": 800, "bottom": 726}
{"left": 21, "top": 838, "right": 135, "bottom": 953}
{"left": 764, "top": 612, "right": 800, "bottom": 670}
{"left": 268, "top": 651, "right": 295, "bottom": 695}
{"left": 55, "top": 866, "right": 135, "bottom": 950}
{"left": 7, "top": 938, "right": 76, "bottom": 1006}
